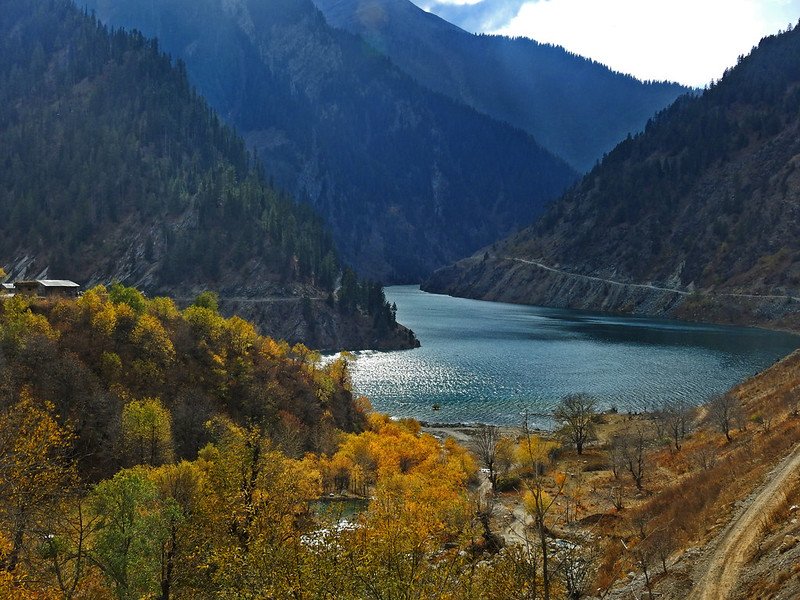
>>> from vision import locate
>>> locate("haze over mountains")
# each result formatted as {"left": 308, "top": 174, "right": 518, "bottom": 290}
{"left": 83, "top": 0, "right": 578, "bottom": 282}
{"left": 425, "top": 22, "right": 800, "bottom": 330}
{"left": 313, "top": 0, "right": 690, "bottom": 173}
{"left": 0, "top": 0, "right": 414, "bottom": 350}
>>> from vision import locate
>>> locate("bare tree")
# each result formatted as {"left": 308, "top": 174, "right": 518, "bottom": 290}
{"left": 708, "top": 394, "right": 742, "bottom": 442}
{"left": 473, "top": 424, "right": 501, "bottom": 492}
{"left": 521, "top": 413, "right": 566, "bottom": 600}
{"left": 658, "top": 399, "right": 692, "bottom": 451}
{"left": 607, "top": 435, "right": 624, "bottom": 480}
{"left": 619, "top": 426, "right": 649, "bottom": 491}
{"left": 475, "top": 494, "right": 504, "bottom": 554}
{"left": 630, "top": 516, "right": 673, "bottom": 599}
{"left": 608, "top": 483, "right": 625, "bottom": 511}
{"left": 553, "top": 394, "right": 597, "bottom": 455}
{"left": 556, "top": 541, "right": 597, "bottom": 600}
{"left": 692, "top": 444, "right": 717, "bottom": 471}
{"left": 495, "top": 436, "right": 515, "bottom": 482}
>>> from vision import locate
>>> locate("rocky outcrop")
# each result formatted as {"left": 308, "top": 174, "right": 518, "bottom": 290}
{"left": 220, "top": 296, "right": 419, "bottom": 352}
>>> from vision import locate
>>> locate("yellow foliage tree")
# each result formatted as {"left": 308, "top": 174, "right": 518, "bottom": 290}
{"left": 197, "top": 418, "right": 322, "bottom": 597}
{"left": 121, "top": 398, "right": 174, "bottom": 466}
{"left": 0, "top": 295, "right": 59, "bottom": 350}
{"left": 0, "top": 388, "right": 75, "bottom": 575}
{"left": 146, "top": 296, "right": 180, "bottom": 322}
{"left": 130, "top": 314, "right": 175, "bottom": 366}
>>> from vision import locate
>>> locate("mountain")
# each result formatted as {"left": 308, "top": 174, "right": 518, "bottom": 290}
{"left": 0, "top": 0, "right": 415, "bottom": 351}
{"left": 81, "top": 0, "right": 578, "bottom": 282}
{"left": 312, "top": 0, "right": 690, "bottom": 173}
{"left": 424, "top": 24, "right": 800, "bottom": 331}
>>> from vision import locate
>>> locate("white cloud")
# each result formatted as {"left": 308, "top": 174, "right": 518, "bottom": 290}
{"left": 491, "top": 0, "right": 800, "bottom": 86}
{"left": 432, "top": 0, "right": 485, "bottom": 5}
{"left": 411, "top": 0, "right": 530, "bottom": 34}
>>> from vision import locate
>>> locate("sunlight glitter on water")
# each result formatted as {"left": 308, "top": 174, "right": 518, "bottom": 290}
{"left": 348, "top": 286, "right": 800, "bottom": 426}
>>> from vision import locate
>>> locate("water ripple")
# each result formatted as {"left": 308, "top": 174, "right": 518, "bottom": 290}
{"left": 350, "top": 287, "right": 800, "bottom": 426}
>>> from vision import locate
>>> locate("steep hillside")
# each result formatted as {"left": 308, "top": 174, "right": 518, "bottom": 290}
{"left": 425, "top": 24, "right": 800, "bottom": 331}
{"left": 82, "top": 0, "right": 577, "bottom": 282}
{"left": 0, "top": 285, "right": 369, "bottom": 478}
{"left": 0, "top": 0, "right": 414, "bottom": 350}
{"left": 313, "top": 0, "right": 689, "bottom": 172}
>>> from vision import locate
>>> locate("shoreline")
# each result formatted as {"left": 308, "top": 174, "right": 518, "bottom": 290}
{"left": 417, "top": 286, "right": 800, "bottom": 338}
{"left": 421, "top": 421, "right": 550, "bottom": 444}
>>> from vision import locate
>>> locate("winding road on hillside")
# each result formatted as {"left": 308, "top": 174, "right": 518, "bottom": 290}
{"left": 505, "top": 257, "right": 689, "bottom": 295}
{"left": 689, "top": 443, "right": 800, "bottom": 600}
{"left": 505, "top": 257, "right": 800, "bottom": 302}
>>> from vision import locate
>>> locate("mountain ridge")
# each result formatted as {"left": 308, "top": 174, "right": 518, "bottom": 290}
{"left": 424, "top": 22, "right": 800, "bottom": 331}
{"left": 0, "top": 0, "right": 415, "bottom": 351}
{"left": 312, "top": 0, "right": 691, "bottom": 172}
{"left": 83, "top": 0, "right": 578, "bottom": 282}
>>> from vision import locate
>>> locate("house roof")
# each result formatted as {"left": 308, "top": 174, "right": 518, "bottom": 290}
{"left": 36, "top": 280, "right": 80, "bottom": 288}
{"left": 1, "top": 283, "right": 13, "bottom": 290}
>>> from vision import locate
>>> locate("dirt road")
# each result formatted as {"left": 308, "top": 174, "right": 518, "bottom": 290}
{"left": 689, "top": 443, "right": 800, "bottom": 600}
{"left": 505, "top": 256, "right": 800, "bottom": 302}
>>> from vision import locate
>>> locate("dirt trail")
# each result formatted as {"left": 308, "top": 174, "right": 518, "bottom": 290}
{"left": 689, "top": 443, "right": 800, "bottom": 600}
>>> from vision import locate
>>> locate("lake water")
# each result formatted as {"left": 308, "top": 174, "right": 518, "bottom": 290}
{"left": 349, "top": 286, "right": 800, "bottom": 428}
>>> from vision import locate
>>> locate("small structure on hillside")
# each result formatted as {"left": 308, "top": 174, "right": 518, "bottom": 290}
{"left": 14, "top": 279, "right": 80, "bottom": 298}
{"left": 1, "top": 283, "right": 14, "bottom": 296}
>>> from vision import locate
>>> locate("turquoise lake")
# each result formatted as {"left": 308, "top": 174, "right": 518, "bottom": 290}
{"left": 348, "top": 286, "right": 800, "bottom": 428}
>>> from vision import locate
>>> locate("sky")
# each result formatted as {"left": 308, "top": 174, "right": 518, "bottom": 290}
{"left": 410, "top": 0, "right": 800, "bottom": 87}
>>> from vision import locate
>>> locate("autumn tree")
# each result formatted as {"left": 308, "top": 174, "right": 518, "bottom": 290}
{"left": 149, "top": 461, "right": 205, "bottom": 600}
{"left": 0, "top": 388, "right": 76, "bottom": 574}
{"left": 553, "top": 393, "right": 597, "bottom": 455}
{"left": 0, "top": 294, "right": 59, "bottom": 352}
{"left": 342, "top": 433, "right": 476, "bottom": 598}
{"left": 199, "top": 417, "right": 321, "bottom": 597}
{"left": 89, "top": 468, "right": 176, "bottom": 600}
{"left": 34, "top": 495, "right": 102, "bottom": 600}
{"left": 130, "top": 314, "right": 176, "bottom": 368}
{"left": 121, "top": 398, "right": 174, "bottom": 466}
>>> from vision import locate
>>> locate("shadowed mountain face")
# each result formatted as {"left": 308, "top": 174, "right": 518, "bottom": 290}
{"left": 82, "top": 0, "right": 577, "bottom": 282}
{"left": 424, "top": 25, "right": 800, "bottom": 331}
{"left": 0, "top": 0, "right": 418, "bottom": 350}
{"left": 312, "top": 0, "right": 690, "bottom": 173}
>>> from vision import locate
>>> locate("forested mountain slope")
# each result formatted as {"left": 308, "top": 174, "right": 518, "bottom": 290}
{"left": 82, "top": 0, "right": 578, "bottom": 282}
{"left": 425, "top": 24, "right": 800, "bottom": 330}
{"left": 0, "top": 0, "right": 414, "bottom": 350}
{"left": 313, "top": 0, "right": 689, "bottom": 172}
